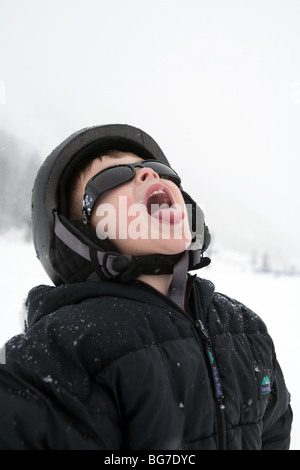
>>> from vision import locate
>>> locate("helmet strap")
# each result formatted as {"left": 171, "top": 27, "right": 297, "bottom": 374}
{"left": 168, "top": 251, "right": 189, "bottom": 309}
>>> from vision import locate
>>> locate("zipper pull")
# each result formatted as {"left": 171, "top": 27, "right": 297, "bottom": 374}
{"left": 195, "top": 319, "right": 209, "bottom": 339}
{"left": 195, "top": 317, "right": 227, "bottom": 449}
{"left": 206, "top": 345, "right": 224, "bottom": 401}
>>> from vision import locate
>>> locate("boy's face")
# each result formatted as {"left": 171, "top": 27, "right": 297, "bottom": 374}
{"left": 80, "top": 153, "right": 192, "bottom": 256}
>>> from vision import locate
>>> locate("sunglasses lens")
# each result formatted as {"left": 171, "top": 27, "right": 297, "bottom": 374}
{"left": 92, "top": 165, "right": 134, "bottom": 192}
{"left": 145, "top": 161, "right": 181, "bottom": 184}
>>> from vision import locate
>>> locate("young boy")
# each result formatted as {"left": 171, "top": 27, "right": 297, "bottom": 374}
{"left": 0, "top": 124, "right": 292, "bottom": 450}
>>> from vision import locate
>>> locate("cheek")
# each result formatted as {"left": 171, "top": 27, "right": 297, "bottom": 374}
{"left": 90, "top": 189, "right": 137, "bottom": 241}
{"left": 90, "top": 195, "right": 116, "bottom": 239}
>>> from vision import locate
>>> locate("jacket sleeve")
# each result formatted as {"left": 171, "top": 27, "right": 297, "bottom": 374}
{"left": 0, "top": 322, "right": 124, "bottom": 450}
{"left": 261, "top": 354, "right": 293, "bottom": 450}
{"left": 0, "top": 361, "right": 87, "bottom": 449}
{"left": 0, "top": 358, "right": 123, "bottom": 450}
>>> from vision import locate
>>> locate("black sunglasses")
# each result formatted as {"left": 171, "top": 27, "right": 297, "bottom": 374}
{"left": 82, "top": 160, "right": 181, "bottom": 222}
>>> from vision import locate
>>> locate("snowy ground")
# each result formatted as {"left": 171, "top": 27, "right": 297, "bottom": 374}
{"left": 0, "top": 231, "right": 299, "bottom": 450}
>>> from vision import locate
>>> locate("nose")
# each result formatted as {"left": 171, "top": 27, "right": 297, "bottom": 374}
{"left": 135, "top": 166, "right": 160, "bottom": 183}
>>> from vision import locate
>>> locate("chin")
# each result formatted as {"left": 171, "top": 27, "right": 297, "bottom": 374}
{"left": 117, "top": 238, "right": 190, "bottom": 257}
{"left": 149, "top": 237, "right": 192, "bottom": 256}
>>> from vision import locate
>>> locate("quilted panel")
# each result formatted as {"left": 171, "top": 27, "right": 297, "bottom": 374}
{"left": 54, "top": 236, "right": 95, "bottom": 283}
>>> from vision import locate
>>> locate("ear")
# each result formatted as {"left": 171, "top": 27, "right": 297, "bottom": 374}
{"left": 181, "top": 189, "right": 210, "bottom": 252}
{"left": 203, "top": 224, "right": 211, "bottom": 252}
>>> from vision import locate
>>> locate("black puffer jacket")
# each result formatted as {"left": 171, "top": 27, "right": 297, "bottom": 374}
{"left": 0, "top": 276, "right": 292, "bottom": 450}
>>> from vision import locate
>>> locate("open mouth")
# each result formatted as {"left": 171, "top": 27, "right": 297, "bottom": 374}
{"left": 146, "top": 188, "right": 172, "bottom": 214}
{"left": 145, "top": 185, "right": 184, "bottom": 224}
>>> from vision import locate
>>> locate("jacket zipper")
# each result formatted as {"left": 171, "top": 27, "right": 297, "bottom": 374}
{"left": 133, "top": 279, "right": 227, "bottom": 449}
{"left": 155, "top": 287, "right": 228, "bottom": 449}
{"left": 195, "top": 318, "right": 227, "bottom": 450}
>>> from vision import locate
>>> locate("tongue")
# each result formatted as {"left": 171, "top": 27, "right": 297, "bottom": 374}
{"left": 151, "top": 207, "right": 184, "bottom": 224}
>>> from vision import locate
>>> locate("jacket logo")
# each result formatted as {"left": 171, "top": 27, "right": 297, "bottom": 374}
{"left": 256, "top": 370, "right": 272, "bottom": 399}
{"left": 261, "top": 375, "right": 271, "bottom": 396}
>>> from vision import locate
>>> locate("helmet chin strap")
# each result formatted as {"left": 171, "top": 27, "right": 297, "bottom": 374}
{"left": 167, "top": 251, "right": 190, "bottom": 309}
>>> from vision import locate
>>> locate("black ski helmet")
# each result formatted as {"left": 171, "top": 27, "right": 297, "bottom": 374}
{"left": 32, "top": 124, "right": 210, "bottom": 306}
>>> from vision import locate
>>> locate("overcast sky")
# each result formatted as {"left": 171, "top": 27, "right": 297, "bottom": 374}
{"left": 1, "top": 0, "right": 300, "bottom": 268}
